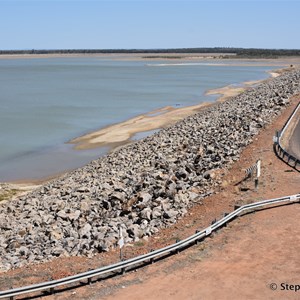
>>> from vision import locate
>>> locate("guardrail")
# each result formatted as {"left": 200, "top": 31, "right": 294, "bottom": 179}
{"left": 1, "top": 193, "right": 299, "bottom": 299}
{"left": 274, "top": 101, "right": 300, "bottom": 171}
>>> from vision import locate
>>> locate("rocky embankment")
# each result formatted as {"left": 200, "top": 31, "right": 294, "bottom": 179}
{"left": 1, "top": 70, "right": 300, "bottom": 271}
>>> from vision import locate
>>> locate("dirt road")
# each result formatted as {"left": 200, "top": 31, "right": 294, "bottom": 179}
{"left": 287, "top": 109, "right": 300, "bottom": 159}
{"left": 101, "top": 204, "right": 300, "bottom": 300}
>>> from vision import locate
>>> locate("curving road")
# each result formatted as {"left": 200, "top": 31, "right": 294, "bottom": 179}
{"left": 286, "top": 111, "right": 300, "bottom": 160}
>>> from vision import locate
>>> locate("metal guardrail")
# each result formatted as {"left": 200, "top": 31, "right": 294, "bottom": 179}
{"left": 1, "top": 193, "right": 299, "bottom": 299}
{"left": 274, "top": 101, "right": 300, "bottom": 171}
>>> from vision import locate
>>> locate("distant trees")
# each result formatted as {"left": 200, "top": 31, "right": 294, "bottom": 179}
{"left": 234, "top": 48, "right": 300, "bottom": 58}
{"left": 0, "top": 48, "right": 300, "bottom": 57}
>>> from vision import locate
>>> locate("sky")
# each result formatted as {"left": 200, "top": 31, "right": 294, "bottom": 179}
{"left": 0, "top": 0, "right": 300, "bottom": 50}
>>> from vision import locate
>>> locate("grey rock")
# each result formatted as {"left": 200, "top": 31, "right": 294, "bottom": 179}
{"left": 79, "top": 223, "right": 92, "bottom": 238}
{"left": 18, "top": 246, "right": 29, "bottom": 257}
{"left": 127, "top": 224, "right": 143, "bottom": 238}
{"left": 138, "top": 192, "right": 152, "bottom": 203}
{"left": 163, "top": 209, "right": 178, "bottom": 219}
{"left": 139, "top": 207, "right": 152, "bottom": 221}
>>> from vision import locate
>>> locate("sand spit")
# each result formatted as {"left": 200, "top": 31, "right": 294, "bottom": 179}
{"left": 0, "top": 70, "right": 300, "bottom": 272}
{"left": 69, "top": 103, "right": 211, "bottom": 150}
{"left": 69, "top": 67, "right": 289, "bottom": 151}
{"left": 205, "top": 68, "right": 287, "bottom": 102}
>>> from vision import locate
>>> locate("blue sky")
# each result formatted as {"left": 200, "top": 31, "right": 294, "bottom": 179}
{"left": 0, "top": 0, "right": 299, "bottom": 50}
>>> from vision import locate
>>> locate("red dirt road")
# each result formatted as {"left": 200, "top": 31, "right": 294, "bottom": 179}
{"left": 102, "top": 204, "right": 300, "bottom": 300}
{"left": 287, "top": 107, "right": 300, "bottom": 159}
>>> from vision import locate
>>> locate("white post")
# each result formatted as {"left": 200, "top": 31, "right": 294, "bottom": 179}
{"left": 256, "top": 159, "right": 261, "bottom": 178}
{"left": 118, "top": 225, "right": 124, "bottom": 261}
{"left": 255, "top": 159, "right": 261, "bottom": 189}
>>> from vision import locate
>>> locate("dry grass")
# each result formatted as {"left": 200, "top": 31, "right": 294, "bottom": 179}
{"left": 0, "top": 188, "right": 19, "bottom": 202}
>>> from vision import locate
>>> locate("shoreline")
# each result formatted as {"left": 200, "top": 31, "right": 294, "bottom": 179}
{"left": 0, "top": 71, "right": 252, "bottom": 188}
{"left": 0, "top": 52, "right": 299, "bottom": 64}
{"left": 205, "top": 68, "right": 282, "bottom": 102}
{"left": 69, "top": 102, "right": 212, "bottom": 150}
{"left": 2, "top": 64, "right": 297, "bottom": 186}
{"left": 0, "top": 53, "right": 236, "bottom": 61}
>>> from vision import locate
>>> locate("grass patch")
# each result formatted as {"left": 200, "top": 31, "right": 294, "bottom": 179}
{"left": 134, "top": 240, "right": 145, "bottom": 247}
{"left": 169, "top": 235, "right": 182, "bottom": 243}
{"left": 0, "top": 189, "right": 19, "bottom": 202}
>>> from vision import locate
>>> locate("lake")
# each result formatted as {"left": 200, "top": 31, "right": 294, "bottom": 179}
{"left": 0, "top": 57, "right": 279, "bottom": 181}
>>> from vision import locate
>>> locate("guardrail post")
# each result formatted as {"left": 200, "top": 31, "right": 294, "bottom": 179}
{"left": 234, "top": 204, "right": 241, "bottom": 210}
{"left": 223, "top": 213, "right": 229, "bottom": 227}
{"left": 149, "top": 249, "right": 155, "bottom": 264}
{"left": 9, "top": 296, "right": 14, "bottom": 300}
{"left": 210, "top": 219, "right": 217, "bottom": 234}
{"left": 121, "top": 267, "right": 126, "bottom": 275}
{"left": 255, "top": 178, "right": 259, "bottom": 190}
{"left": 195, "top": 230, "right": 200, "bottom": 244}
{"left": 175, "top": 239, "right": 180, "bottom": 254}
{"left": 88, "top": 277, "right": 92, "bottom": 285}
{"left": 50, "top": 287, "right": 54, "bottom": 294}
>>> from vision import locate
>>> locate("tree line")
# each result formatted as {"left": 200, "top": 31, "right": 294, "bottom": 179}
{"left": 0, "top": 47, "right": 299, "bottom": 58}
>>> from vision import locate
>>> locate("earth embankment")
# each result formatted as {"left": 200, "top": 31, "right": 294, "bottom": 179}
{"left": 0, "top": 70, "right": 300, "bottom": 272}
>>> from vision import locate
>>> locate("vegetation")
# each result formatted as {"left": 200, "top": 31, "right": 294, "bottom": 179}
{"left": 134, "top": 240, "right": 145, "bottom": 247}
{"left": 142, "top": 55, "right": 185, "bottom": 59}
{"left": 1, "top": 47, "right": 300, "bottom": 58}
{"left": 0, "top": 189, "right": 18, "bottom": 202}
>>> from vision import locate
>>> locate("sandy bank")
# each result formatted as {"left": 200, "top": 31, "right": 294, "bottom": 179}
{"left": 205, "top": 68, "right": 284, "bottom": 102}
{"left": 0, "top": 182, "right": 41, "bottom": 203}
{"left": 69, "top": 102, "right": 211, "bottom": 150}
{"left": 69, "top": 67, "right": 291, "bottom": 151}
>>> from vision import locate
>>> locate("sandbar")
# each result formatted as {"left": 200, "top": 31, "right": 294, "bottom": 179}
{"left": 69, "top": 67, "right": 295, "bottom": 151}
{"left": 205, "top": 69, "right": 284, "bottom": 102}
{"left": 69, "top": 103, "right": 211, "bottom": 150}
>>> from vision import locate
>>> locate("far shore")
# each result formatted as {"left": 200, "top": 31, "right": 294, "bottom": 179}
{"left": 0, "top": 52, "right": 300, "bottom": 66}
{"left": 0, "top": 52, "right": 234, "bottom": 60}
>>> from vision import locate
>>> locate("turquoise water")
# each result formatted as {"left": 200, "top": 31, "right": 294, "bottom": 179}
{"left": 0, "top": 57, "right": 278, "bottom": 181}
